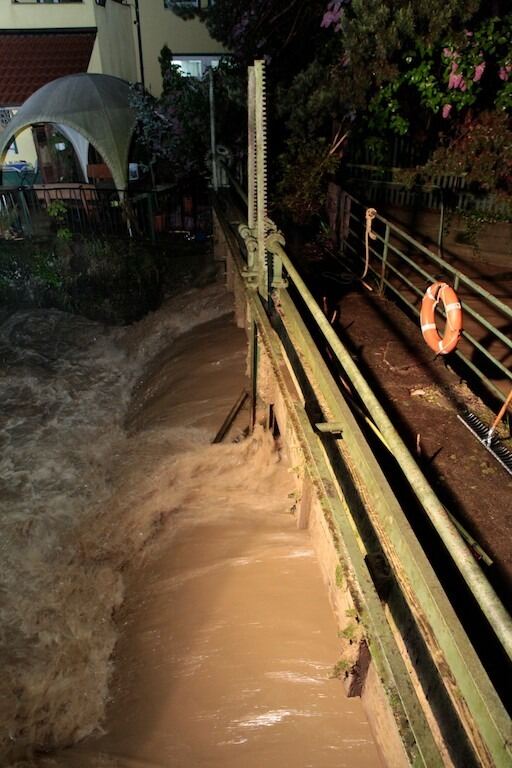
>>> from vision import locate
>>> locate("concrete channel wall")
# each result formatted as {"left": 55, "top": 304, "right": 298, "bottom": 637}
{"left": 212, "top": 204, "right": 512, "bottom": 768}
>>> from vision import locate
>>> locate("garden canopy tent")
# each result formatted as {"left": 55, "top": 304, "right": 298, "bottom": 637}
{"left": 0, "top": 73, "right": 137, "bottom": 191}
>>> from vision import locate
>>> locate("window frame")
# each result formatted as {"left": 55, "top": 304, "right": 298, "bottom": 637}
{"left": 12, "top": 1, "right": 83, "bottom": 5}
{"left": 173, "top": 59, "right": 203, "bottom": 77}
{"left": 171, "top": 56, "right": 220, "bottom": 78}
{"left": 163, "top": 0, "right": 200, "bottom": 9}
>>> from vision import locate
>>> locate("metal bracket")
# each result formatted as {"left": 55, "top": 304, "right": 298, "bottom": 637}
{"left": 238, "top": 223, "right": 259, "bottom": 286}
{"left": 265, "top": 218, "right": 288, "bottom": 289}
{"left": 315, "top": 422, "right": 344, "bottom": 437}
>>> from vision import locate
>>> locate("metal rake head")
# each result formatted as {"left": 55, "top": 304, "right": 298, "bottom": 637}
{"left": 458, "top": 411, "right": 512, "bottom": 477}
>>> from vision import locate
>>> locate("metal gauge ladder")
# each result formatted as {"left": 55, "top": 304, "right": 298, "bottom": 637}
{"left": 246, "top": 60, "right": 286, "bottom": 299}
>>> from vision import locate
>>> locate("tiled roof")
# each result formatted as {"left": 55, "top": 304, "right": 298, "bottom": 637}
{"left": 0, "top": 30, "right": 96, "bottom": 106}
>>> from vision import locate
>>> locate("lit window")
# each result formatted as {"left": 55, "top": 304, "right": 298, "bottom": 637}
{"left": 163, "top": 0, "right": 200, "bottom": 8}
{"left": 174, "top": 59, "right": 202, "bottom": 78}
{"left": 13, "top": 1, "right": 83, "bottom": 4}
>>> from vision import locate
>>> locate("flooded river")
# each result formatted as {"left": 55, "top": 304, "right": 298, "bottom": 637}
{"left": 1, "top": 284, "right": 383, "bottom": 767}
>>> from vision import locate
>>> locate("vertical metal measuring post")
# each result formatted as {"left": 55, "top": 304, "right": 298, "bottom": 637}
{"left": 238, "top": 67, "right": 259, "bottom": 288}
{"left": 245, "top": 64, "right": 261, "bottom": 433}
{"left": 254, "top": 60, "right": 269, "bottom": 300}
{"left": 247, "top": 67, "right": 256, "bottom": 231}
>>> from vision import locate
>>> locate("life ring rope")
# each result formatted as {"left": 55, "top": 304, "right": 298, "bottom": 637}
{"left": 420, "top": 281, "right": 463, "bottom": 355}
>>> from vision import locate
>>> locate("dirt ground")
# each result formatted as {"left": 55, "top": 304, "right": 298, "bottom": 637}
{"left": 332, "top": 287, "right": 512, "bottom": 605}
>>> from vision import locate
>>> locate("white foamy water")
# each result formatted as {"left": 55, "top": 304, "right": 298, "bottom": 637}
{"left": 0, "top": 284, "right": 237, "bottom": 763}
{"left": 2, "top": 282, "right": 383, "bottom": 768}
{"left": 234, "top": 708, "right": 319, "bottom": 729}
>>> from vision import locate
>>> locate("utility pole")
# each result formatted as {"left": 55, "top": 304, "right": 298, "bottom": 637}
{"left": 133, "top": 0, "right": 146, "bottom": 91}
{"left": 209, "top": 68, "right": 218, "bottom": 191}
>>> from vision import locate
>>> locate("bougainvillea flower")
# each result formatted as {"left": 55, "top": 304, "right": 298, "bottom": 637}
{"left": 448, "top": 72, "right": 463, "bottom": 89}
{"left": 498, "top": 65, "right": 511, "bottom": 81}
{"left": 442, "top": 104, "right": 452, "bottom": 118}
{"left": 321, "top": 1, "right": 345, "bottom": 29}
{"left": 473, "top": 61, "right": 486, "bottom": 82}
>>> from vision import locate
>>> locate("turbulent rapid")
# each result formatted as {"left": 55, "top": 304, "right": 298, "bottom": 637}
{"left": 1, "top": 282, "right": 382, "bottom": 768}
{"left": 0, "top": 285, "right": 242, "bottom": 762}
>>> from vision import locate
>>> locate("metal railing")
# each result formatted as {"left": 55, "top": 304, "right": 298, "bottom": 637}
{"left": 0, "top": 187, "right": 27, "bottom": 238}
{"left": 337, "top": 191, "right": 512, "bottom": 404}
{"left": 214, "top": 183, "right": 512, "bottom": 766}
{"left": 0, "top": 184, "right": 212, "bottom": 242}
{"left": 346, "top": 164, "right": 512, "bottom": 218}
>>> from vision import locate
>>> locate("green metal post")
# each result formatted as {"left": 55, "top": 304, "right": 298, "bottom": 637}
{"left": 249, "top": 315, "right": 258, "bottom": 431}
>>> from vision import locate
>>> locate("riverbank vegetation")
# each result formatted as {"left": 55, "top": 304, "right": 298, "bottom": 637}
{"left": 0, "top": 236, "right": 213, "bottom": 324}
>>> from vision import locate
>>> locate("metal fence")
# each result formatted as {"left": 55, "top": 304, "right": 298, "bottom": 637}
{"left": 337, "top": 191, "right": 512, "bottom": 404}
{"left": 346, "top": 164, "right": 512, "bottom": 219}
{"left": 0, "top": 183, "right": 212, "bottom": 242}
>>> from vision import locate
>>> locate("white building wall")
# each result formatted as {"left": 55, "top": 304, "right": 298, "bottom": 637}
{"left": 0, "top": 0, "right": 96, "bottom": 29}
{"left": 138, "top": 0, "right": 226, "bottom": 95}
{"left": 91, "top": 0, "right": 138, "bottom": 83}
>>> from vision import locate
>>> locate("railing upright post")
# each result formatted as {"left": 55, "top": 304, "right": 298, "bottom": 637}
{"left": 437, "top": 188, "right": 444, "bottom": 258}
{"left": 379, "top": 222, "right": 390, "bottom": 294}
{"left": 17, "top": 189, "right": 33, "bottom": 238}
{"left": 339, "top": 191, "right": 348, "bottom": 255}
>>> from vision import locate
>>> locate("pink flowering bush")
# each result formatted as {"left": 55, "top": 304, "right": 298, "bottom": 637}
{"left": 367, "top": 14, "right": 511, "bottom": 129}
{"left": 318, "top": 1, "right": 512, "bottom": 202}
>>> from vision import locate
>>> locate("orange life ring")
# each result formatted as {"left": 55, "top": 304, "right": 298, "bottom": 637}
{"left": 420, "top": 281, "right": 462, "bottom": 355}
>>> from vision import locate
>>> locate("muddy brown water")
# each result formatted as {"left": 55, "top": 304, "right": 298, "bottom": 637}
{"left": 35, "top": 312, "right": 383, "bottom": 768}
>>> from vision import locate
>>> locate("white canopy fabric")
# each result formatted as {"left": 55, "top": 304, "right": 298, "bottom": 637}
{"left": 0, "top": 73, "right": 137, "bottom": 190}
